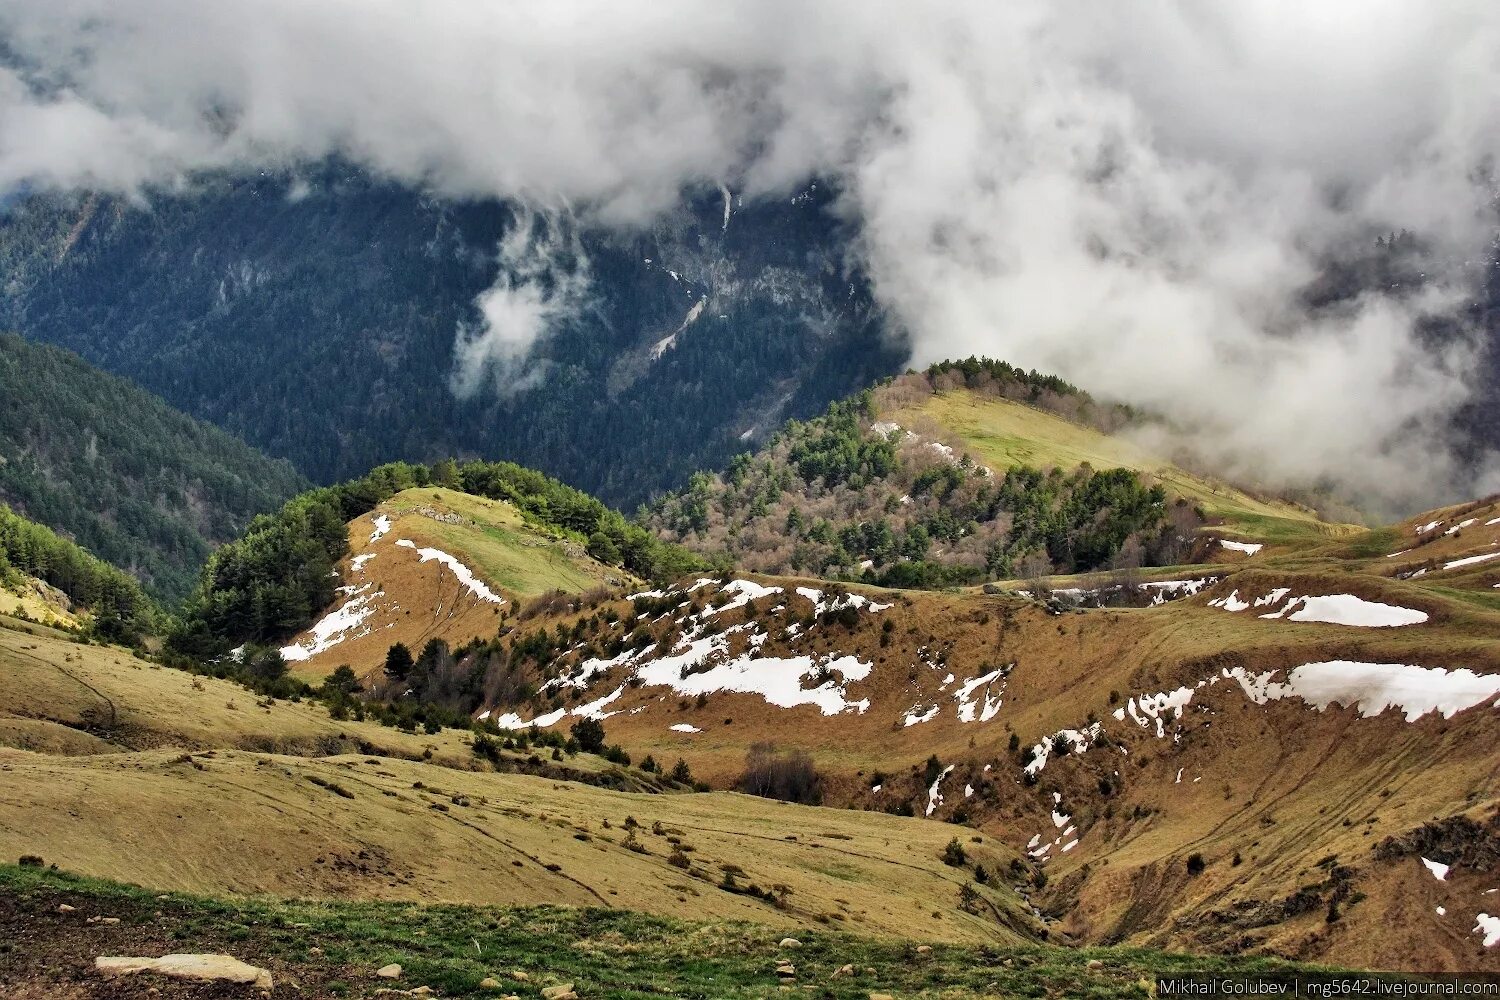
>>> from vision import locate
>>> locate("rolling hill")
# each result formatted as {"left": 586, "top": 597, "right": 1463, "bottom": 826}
{"left": 464, "top": 494, "right": 1500, "bottom": 971}
{"left": 0, "top": 333, "right": 307, "bottom": 602}
{"left": 644, "top": 359, "right": 1354, "bottom": 589}
{"left": 275, "top": 486, "right": 633, "bottom": 679}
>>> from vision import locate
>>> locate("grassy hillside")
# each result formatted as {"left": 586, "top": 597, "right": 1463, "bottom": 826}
{"left": 0, "top": 333, "right": 306, "bottom": 602}
{"left": 0, "top": 616, "right": 1036, "bottom": 947}
{"left": 645, "top": 359, "right": 1354, "bottom": 590}
{"left": 168, "top": 460, "right": 701, "bottom": 661}
{"left": 275, "top": 487, "right": 634, "bottom": 678}
{"left": 470, "top": 495, "right": 1500, "bottom": 972}
{"left": 0, "top": 864, "right": 1342, "bottom": 999}
{"left": 893, "top": 387, "right": 1339, "bottom": 543}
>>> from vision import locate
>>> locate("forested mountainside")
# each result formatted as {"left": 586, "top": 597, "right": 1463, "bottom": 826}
{"left": 0, "top": 166, "right": 907, "bottom": 508}
{"left": 641, "top": 359, "right": 1327, "bottom": 588}
{"left": 0, "top": 334, "right": 306, "bottom": 602}
{"left": 0, "top": 504, "right": 154, "bottom": 642}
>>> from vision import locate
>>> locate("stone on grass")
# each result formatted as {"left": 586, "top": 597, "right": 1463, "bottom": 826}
{"left": 95, "top": 954, "right": 273, "bottom": 990}
{"left": 376, "top": 963, "right": 403, "bottom": 978}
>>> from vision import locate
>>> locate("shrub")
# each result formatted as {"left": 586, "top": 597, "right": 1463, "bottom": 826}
{"left": 942, "top": 837, "right": 968, "bottom": 867}
{"left": 1186, "top": 853, "right": 1206, "bottom": 876}
{"left": 738, "top": 742, "right": 823, "bottom": 805}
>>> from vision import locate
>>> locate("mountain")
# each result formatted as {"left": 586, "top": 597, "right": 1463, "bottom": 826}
{"left": 644, "top": 359, "right": 1346, "bottom": 589}
{"left": 0, "top": 333, "right": 307, "bottom": 602}
{"left": 0, "top": 167, "right": 907, "bottom": 509}
{"left": 165, "top": 458, "right": 704, "bottom": 662}
{"left": 272, "top": 484, "right": 638, "bottom": 679}
{"left": 456, "top": 494, "right": 1500, "bottom": 971}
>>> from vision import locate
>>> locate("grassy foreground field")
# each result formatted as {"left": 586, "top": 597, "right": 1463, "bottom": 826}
{"left": 0, "top": 863, "right": 1347, "bottom": 999}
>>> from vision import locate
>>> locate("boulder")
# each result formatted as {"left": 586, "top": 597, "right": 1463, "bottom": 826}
{"left": 376, "top": 963, "right": 403, "bottom": 979}
{"left": 479, "top": 978, "right": 502, "bottom": 989}
{"left": 542, "top": 984, "right": 577, "bottom": 1000}
{"left": 778, "top": 937, "right": 802, "bottom": 949}
{"left": 1087, "top": 958, "right": 1105, "bottom": 971}
{"left": 96, "top": 954, "right": 273, "bottom": 990}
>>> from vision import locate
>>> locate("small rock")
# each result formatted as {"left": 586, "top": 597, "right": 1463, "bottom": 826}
{"left": 871, "top": 993, "right": 896, "bottom": 1000}
{"left": 1087, "top": 959, "right": 1105, "bottom": 971}
{"left": 412, "top": 989, "right": 434, "bottom": 996}
{"left": 512, "top": 971, "right": 531, "bottom": 982}
{"left": 57, "top": 903, "right": 76, "bottom": 913}
{"left": 542, "top": 984, "right": 576, "bottom": 1000}
{"left": 832, "top": 964, "right": 855, "bottom": 978}
{"left": 87, "top": 916, "right": 121, "bottom": 925}
{"left": 376, "top": 963, "right": 403, "bottom": 979}
{"left": 779, "top": 937, "right": 802, "bottom": 949}
{"left": 479, "top": 978, "right": 502, "bottom": 989}
{"left": 96, "top": 954, "right": 273, "bottom": 990}
{"left": 309, "top": 947, "right": 323, "bottom": 956}
{"left": 916, "top": 945, "right": 932, "bottom": 954}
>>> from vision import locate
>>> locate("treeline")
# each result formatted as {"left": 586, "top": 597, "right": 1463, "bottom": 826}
{"left": 169, "top": 459, "right": 704, "bottom": 657}
{"left": 645, "top": 368, "right": 1185, "bottom": 588}
{"left": 0, "top": 333, "right": 307, "bottom": 603}
{"left": 0, "top": 505, "right": 156, "bottom": 643}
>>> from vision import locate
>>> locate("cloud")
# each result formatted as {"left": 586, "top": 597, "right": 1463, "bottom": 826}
{"left": 450, "top": 207, "right": 590, "bottom": 400}
{"left": 3, "top": 0, "right": 1499, "bottom": 510}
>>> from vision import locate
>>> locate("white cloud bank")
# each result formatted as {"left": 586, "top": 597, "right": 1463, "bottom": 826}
{"left": 3, "top": 0, "right": 1500, "bottom": 509}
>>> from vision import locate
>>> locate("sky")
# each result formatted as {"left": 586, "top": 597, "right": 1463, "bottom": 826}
{"left": 4, "top": 0, "right": 1500, "bottom": 511}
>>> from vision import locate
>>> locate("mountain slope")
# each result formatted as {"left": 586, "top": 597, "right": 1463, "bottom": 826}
{"left": 465, "top": 495, "right": 1500, "bottom": 971}
{"left": 0, "top": 333, "right": 306, "bottom": 601}
{"left": 0, "top": 612, "right": 1035, "bottom": 946}
{"left": 0, "top": 502, "right": 153, "bottom": 641}
{"left": 275, "top": 486, "right": 635, "bottom": 678}
{"left": 644, "top": 360, "right": 1348, "bottom": 588}
{"left": 0, "top": 168, "right": 906, "bottom": 508}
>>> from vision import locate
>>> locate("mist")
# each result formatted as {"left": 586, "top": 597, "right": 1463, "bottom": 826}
{"left": 3, "top": 0, "right": 1499, "bottom": 511}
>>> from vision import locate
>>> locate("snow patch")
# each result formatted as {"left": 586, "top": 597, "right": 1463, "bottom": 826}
{"left": 1219, "top": 539, "right": 1263, "bottom": 556}
{"left": 1279, "top": 594, "right": 1428, "bottom": 627}
{"left": 394, "top": 540, "right": 503, "bottom": 603}
{"left": 669, "top": 723, "right": 702, "bottom": 733}
{"left": 369, "top": 514, "right": 392, "bottom": 543}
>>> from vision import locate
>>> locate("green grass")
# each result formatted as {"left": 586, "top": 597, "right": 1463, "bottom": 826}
{"left": 383, "top": 488, "right": 622, "bottom": 599}
{"left": 0, "top": 863, "right": 1360, "bottom": 998}
{"left": 896, "top": 391, "right": 1351, "bottom": 545}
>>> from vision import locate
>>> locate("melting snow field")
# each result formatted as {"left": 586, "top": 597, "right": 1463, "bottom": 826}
{"left": 1422, "top": 857, "right": 1450, "bottom": 881}
{"left": 1476, "top": 914, "right": 1500, "bottom": 947}
{"left": 369, "top": 514, "right": 392, "bottom": 543}
{"left": 1227, "top": 662, "right": 1500, "bottom": 722}
{"left": 1214, "top": 589, "right": 1427, "bottom": 627}
{"left": 1219, "top": 539, "right": 1263, "bottom": 556}
{"left": 394, "top": 540, "right": 503, "bottom": 603}
{"left": 490, "top": 579, "right": 888, "bottom": 728}
{"left": 1275, "top": 594, "right": 1427, "bottom": 627}
{"left": 280, "top": 588, "right": 381, "bottom": 661}
{"left": 1444, "top": 551, "right": 1500, "bottom": 571}
{"left": 669, "top": 723, "right": 701, "bottom": 733}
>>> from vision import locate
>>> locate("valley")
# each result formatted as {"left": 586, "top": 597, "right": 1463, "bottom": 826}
{"left": 0, "top": 348, "right": 1496, "bottom": 990}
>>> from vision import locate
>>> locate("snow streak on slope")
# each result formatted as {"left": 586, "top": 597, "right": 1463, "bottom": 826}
{"left": 486, "top": 579, "right": 891, "bottom": 727}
